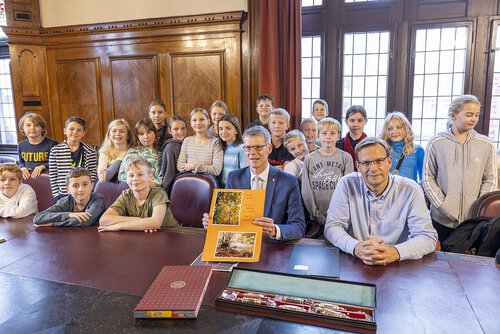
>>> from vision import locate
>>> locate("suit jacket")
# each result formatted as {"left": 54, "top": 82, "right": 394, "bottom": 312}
{"left": 226, "top": 165, "right": 306, "bottom": 240}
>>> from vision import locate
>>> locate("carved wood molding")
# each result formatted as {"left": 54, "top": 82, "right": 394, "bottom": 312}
{"left": 3, "top": 11, "right": 247, "bottom": 45}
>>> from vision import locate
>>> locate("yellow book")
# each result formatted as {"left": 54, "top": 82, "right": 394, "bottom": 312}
{"left": 202, "top": 189, "right": 265, "bottom": 262}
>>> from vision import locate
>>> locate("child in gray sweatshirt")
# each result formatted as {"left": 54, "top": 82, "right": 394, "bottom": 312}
{"left": 302, "top": 118, "right": 354, "bottom": 227}
{"left": 423, "top": 95, "right": 497, "bottom": 241}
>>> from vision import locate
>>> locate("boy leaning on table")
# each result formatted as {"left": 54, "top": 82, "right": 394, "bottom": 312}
{"left": 33, "top": 168, "right": 105, "bottom": 227}
{"left": 0, "top": 163, "right": 38, "bottom": 218}
{"left": 98, "top": 157, "right": 178, "bottom": 232}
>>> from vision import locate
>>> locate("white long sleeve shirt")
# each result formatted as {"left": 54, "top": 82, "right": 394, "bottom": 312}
{"left": 0, "top": 183, "right": 38, "bottom": 218}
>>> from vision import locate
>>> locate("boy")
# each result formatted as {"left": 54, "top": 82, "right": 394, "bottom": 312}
{"left": 99, "top": 157, "right": 178, "bottom": 232}
{"left": 268, "top": 108, "right": 294, "bottom": 169}
{"left": 302, "top": 118, "right": 354, "bottom": 228}
{"left": 336, "top": 105, "right": 368, "bottom": 169}
{"left": 246, "top": 94, "right": 275, "bottom": 132}
{"left": 49, "top": 116, "right": 97, "bottom": 200}
{"left": 312, "top": 99, "right": 329, "bottom": 122}
{"left": 148, "top": 99, "right": 172, "bottom": 150}
{"left": 0, "top": 163, "right": 38, "bottom": 218}
{"left": 18, "top": 113, "right": 58, "bottom": 180}
{"left": 300, "top": 118, "right": 320, "bottom": 153}
{"left": 33, "top": 168, "right": 105, "bottom": 227}
{"left": 283, "top": 130, "right": 309, "bottom": 178}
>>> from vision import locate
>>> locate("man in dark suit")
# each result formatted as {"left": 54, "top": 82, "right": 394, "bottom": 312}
{"left": 204, "top": 125, "right": 305, "bottom": 241}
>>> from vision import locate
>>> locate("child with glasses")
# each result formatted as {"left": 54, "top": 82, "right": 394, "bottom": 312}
{"left": 302, "top": 118, "right": 354, "bottom": 230}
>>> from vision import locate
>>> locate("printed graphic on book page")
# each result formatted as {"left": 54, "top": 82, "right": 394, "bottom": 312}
{"left": 202, "top": 189, "right": 265, "bottom": 262}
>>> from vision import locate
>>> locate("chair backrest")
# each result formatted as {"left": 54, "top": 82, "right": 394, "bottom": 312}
{"left": 94, "top": 181, "right": 129, "bottom": 208}
{"left": 169, "top": 173, "right": 218, "bottom": 228}
{"left": 469, "top": 190, "right": 500, "bottom": 218}
{"left": 23, "top": 173, "right": 56, "bottom": 212}
{"left": 0, "top": 156, "right": 18, "bottom": 164}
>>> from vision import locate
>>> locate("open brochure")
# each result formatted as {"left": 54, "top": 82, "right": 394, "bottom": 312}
{"left": 201, "top": 189, "right": 265, "bottom": 262}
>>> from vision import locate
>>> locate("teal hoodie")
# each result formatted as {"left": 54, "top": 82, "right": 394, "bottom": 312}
{"left": 423, "top": 129, "right": 497, "bottom": 228}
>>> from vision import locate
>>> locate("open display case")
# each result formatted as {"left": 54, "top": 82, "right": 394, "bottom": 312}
{"left": 215, "top": 268, "right": 376, "bottom": 333}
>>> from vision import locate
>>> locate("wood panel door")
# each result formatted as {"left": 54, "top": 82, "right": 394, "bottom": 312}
{"left": 49, "top": 57, "right": 103, "bottom": 146}
{"left": 110, "top": 55, "right": 159, "bottom": 128}
{"left": 170, "top": 51, "right": 224, "bottom": 134}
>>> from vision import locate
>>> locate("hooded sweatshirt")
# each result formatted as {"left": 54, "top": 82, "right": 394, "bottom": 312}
{"left": 423, "top": 129, "right": 497, "bottom": 228}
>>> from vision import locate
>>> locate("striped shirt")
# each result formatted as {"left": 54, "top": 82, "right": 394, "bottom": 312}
{"left": 177, "top": 136, "right": 223, "bottom": 176}
{"left": 49, "top": 141, "right": 97, "bottom": 198}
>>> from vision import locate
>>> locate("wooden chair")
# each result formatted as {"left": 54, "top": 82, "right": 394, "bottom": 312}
{"left": 169, "top": 173, "right": 218, "bottom": 228}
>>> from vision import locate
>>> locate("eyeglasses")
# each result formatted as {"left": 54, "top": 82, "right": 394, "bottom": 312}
{"left": 357, "top": 157, "right": 389, "bottom": 168}
{"left": 243, "top": 144, "right": 268, "bottom": 152}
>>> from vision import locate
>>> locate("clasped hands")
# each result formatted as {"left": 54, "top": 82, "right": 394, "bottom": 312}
{"left": 202, "top": 213, "right": 276, "bottom": 238}
{"left": 354, "top": 236, "right": 400, "bottom": 266}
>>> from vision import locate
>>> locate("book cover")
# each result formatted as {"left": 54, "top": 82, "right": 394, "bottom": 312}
{"left": 285, "top": 244, "right": 340, "bottom": 278}
{"left": 202, "top": 189, "right": 265, "bottom": 263}
{"left": 134, "top": 265, "right": 213, "bottom": 319}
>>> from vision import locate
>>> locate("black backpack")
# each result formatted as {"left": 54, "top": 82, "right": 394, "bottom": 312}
{"left": 442, "top": 216, "right": 500, "bottom": 257}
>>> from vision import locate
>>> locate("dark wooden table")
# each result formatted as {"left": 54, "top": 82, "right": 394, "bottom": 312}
{"left": 0, "top": 216, "right": 498, "bottom": 333}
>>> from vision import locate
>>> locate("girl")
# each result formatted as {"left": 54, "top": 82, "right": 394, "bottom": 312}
{"left": 423, "top": 95, "right": 497, "bottom": 242}
{"left": 98, "top": 119, "right": 136, "bottom": 182}
{"left": 118, "top": 118, "right": 162, "bottom": 187}
{"left": 17, "top": 113, "right": 58, "bottom": 180}
{"left": 208, "top": 100, "right": 228, "bottom": 137}
{"left": 148, "top": 99, "right": 171, "bottom": 150}
{"left": 218, "top": 114, "right": 248, "bottom": 186}
{"left": 177, "top": 108, "right": 223, "bottom": 177}
{"left": 161, "top": 115, "right": 188, "bottom": 192}
{"left": 379, "top": 112, "right": 424, "bottom": 183}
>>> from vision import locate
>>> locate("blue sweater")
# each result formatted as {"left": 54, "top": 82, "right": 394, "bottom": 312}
{"left": 388, "top": 140, "right": 424, "bottom": 183}
{"left": 221, "top": 143, "right": 248, "bottom": 186}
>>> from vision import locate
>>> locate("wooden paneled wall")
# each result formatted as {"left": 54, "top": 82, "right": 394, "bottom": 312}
{"left": 4, "top": 10, "right": 247, "bottom": 145}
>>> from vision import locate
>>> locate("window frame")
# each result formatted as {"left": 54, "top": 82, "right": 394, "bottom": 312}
{"left": 0, "top": 42, "right": 16, "bottom": 151}
{"left": 483, "top": 17, "right": 500, "bottom": 141}
{"left": 406, "top": 19, "right": 476, "bottom": 121}
{"left": 301, "top": 33, "right": 325, "bottom": 118}
{"left": 337, "top": 25, "right": 396, "bottom": 130}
